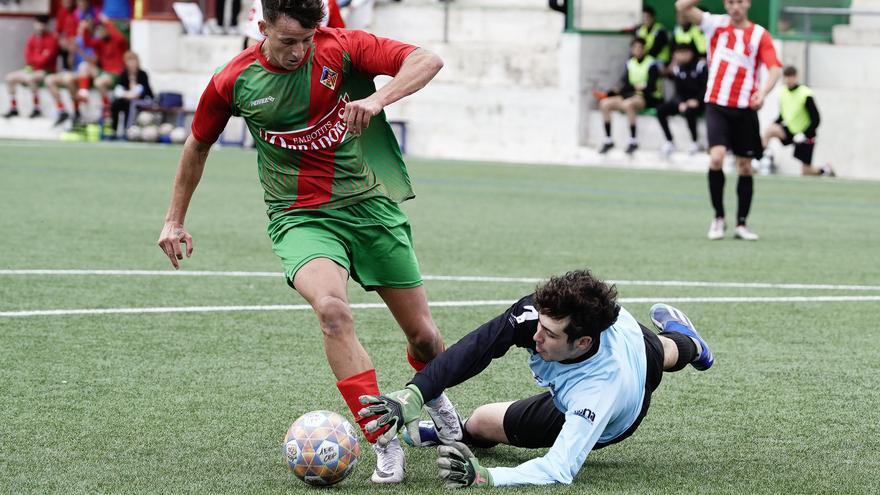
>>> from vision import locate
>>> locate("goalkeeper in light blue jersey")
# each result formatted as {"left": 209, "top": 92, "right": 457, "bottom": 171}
{"left": 359, "top": 269, "right": 714, "bottom": 487}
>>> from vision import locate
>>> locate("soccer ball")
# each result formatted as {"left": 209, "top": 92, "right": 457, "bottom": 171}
{"left": 169, "top": 126, "right": 187, "bottom": 144}
{"left": 158, "top": 122, "right": 175, "bottom": 138}
{"left": 135, "top": 111, "right": 157, "bottom": 127}
{"left": 126, "top": 125, "right": 142, "bottom": 141}
{"left": 141, "top": 125, "right": 160, "bottom": 142}
{"left": 283, "top": 410, "right": 360, "bottom": 486}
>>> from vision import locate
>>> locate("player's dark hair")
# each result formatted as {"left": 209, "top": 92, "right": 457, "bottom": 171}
{"left": 262, "top": 0, "right": 325, "bottom": 28}
{"left": 673, "top": 42, "right": 696, "bottom": 53}
{"left": 35, "top": 14, "right": 50, "bottom": 24}
{"left": 783, "top": 65, "right": 798, "bottom": 77}
{"left": 643, "top": 5, "right": 656, "bottom": 16}
{"left": 534, "top": 270, "right": 620, "bottom": 343}
{"left": 631, "top": 37, "right": 646, "bottom": 47}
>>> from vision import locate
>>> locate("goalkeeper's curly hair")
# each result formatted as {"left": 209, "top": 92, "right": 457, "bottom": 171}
{"left": 534, "top": 269, "right": 620, "bottom": 343}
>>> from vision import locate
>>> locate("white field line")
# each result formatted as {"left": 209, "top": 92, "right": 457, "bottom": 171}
{"left": 1, "top": 269, "right": 879, "bottom": 292}
{"left": 2, "top": 296, "right": 880, "bottom": 318}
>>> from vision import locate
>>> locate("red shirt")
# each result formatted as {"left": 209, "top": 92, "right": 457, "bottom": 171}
{"left": 701, "top": 12, "right": 781, "bottom": 108}
{"left": 85, "top": 20, "right": 128, "bottom": 74}
{"left": 192, "top": 28, "right": 415, "bottom": 145}
{"left": 25, "top": 32, "right": 60, "bottom": 72}
{"left": 55, "top": 7, "right": 78, "bottom": 38}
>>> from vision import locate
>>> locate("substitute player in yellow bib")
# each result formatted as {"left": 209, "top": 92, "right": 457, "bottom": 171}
{"left": 760, "top": 66, "right": 834, "bottom": 176}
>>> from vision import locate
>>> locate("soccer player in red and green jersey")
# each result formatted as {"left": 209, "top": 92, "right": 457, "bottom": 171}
{"left": 156, "top": 0, "right": 461, "bottom": 483}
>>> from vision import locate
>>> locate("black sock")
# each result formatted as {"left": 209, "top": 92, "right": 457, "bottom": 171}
{"left": 659, "top": 331, "right": 698, "bottom": 372}
{"left": 603, "top": 121, "right": 611, "bottom": 138}
{"left": 460, "top": 418, "right": 499, "bottom": 449}
{"left": 708, "top": 169, "right": 725, "bottom": 219}
{"left": 629, "top": 124, "right": 637, "bottom": 139}
{"left": 736, "top": 175, "right": 754, "bottom": 226}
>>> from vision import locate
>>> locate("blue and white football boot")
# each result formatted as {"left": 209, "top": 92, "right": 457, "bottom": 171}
{"left": 402, "top": 420, "right": 441, "bottom": 447}
{"left": 649, "top": 303, "right": 714, "bottom": 371}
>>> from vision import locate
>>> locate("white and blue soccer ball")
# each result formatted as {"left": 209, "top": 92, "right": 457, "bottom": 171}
{"left": 283, "top": 410, "right": 360, "bottom": 486}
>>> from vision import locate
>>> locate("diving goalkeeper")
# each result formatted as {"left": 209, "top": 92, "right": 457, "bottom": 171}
{"left": 359, "top": 269, "right": 714, "bottom": 487}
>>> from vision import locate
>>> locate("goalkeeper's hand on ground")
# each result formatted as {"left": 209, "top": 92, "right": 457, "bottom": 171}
{"left": 358, "top": 384, "right": 424, "bottom": 445}
{"left": 437, "top": 442, "right": 493, "bottom": 489}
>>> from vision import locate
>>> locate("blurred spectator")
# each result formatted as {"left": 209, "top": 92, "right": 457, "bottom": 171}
{"left": 55, "top": 0, "right": 78, "bottom": 70}
{"left": 4, "top": 15, "right": 59, "bottom": 119}
{"left": 107, "top": 51, "right": 153, "bottom": 138}
{"left": 78, "top": 13, "right": 129, "bottom": 121}
{"left": 760, "top": 66, "right": 833, "bottom": 176}
{"left": 101, "top": 0, "right": 133, "bottom": 38}
{"left": 672, "top": 10, "right": 706, "bottom": 57}
{"left": 243, "top": 0, "right": 344, "bottom": 48}
{"left": 217, "top": 0, "right": 242, "bottom": 33}
{"left": 596, "top": 37, "right": 662, "bottom": 155}
{"left": 635, "top": 5, "right": 670, "bottom": 64}
{"left": 657, "top": 43, "right": 707, "bottom": 156}
{"left": 45, "top": 30, "right": 94, "bottom": 126}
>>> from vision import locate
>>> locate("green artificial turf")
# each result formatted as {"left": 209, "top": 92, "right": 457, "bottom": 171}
{"left": 1, "top": 140, "right": 878, "bottom": 494}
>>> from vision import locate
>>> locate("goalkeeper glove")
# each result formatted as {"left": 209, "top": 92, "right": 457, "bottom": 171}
{"left": 437, "top": 442, "right": 493, "bottom": 488}
{"left": 358, "top": 384, "right": 424, "bottom": 445}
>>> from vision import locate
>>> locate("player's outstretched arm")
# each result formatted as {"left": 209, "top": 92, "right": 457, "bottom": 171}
{"left": 675, "top": 0, "right": 703, "bottom": 25}
{"left": 343, "top": 48, "right": 443, "bottom": 135}
{"left": 157, "top": 135, "right": 211, "bottom": 269}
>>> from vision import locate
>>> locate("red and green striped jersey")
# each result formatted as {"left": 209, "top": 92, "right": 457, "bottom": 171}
{"left": 191, "top": 28, "right": 417, "bottom": 216}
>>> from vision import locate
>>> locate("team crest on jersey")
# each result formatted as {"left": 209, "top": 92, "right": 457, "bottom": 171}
{"left": 320, "top": 66, "right": 338, "bottom": 90}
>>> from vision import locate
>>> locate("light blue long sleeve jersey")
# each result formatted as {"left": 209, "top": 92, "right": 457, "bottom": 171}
{"left": 489, "top": 307, "right": 648, "bottom": 486}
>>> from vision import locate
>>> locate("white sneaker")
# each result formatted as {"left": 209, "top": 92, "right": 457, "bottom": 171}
{"left": 707, "top": 218, "right": 725, "bottom": 240}
{"left": 688, "top": 141, "right": 705, "bottom": 154}
{"left": 734, "top": 225, "right": 759, "bottom": 241}
{"left": 661, "top": 140, "right": 676, "bottom": 158}
{"left": 425, "top": 392, "right": 463, "bottom": 444}
{"left": 371, "top": 437, "right": 405, "bottom": 483}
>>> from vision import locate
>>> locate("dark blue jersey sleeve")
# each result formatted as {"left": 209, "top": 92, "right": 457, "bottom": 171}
{"left": 409, "top": 295, "right": 539, "bottom": 402}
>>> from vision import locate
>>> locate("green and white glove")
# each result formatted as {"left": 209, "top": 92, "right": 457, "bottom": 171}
{"left": 358, "top": 384, "right": 424, "bottom": 445}
{"left": 437, "top": 442, "right": 493, "bottom": 488}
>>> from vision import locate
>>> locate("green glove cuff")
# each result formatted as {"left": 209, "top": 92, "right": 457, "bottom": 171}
{"left": 470, "top": 458, "right": 493, "bottom": 487}
{"left": 385, "top": 384, "right": 424, "bottom": 424}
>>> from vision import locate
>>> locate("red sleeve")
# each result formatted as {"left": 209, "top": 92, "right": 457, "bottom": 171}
{"left": 758, "top": 31, "right": 781, "bottom": 68}
{"left": 104, "top": 19, "right": 127, "bottom": 45}
{"left": 84, "top": 33, "right": 99, "bottom": 49}
{"left": 24, "top": 36, "right": 38, "bottom": 66}
{"left": 327, "top": 0, "right": 345, "bottom": 28}
{"left": 32, "top": 35, "right": 60, "bottom": 70}
{"left": 343, "top": 30, "right": 417, "bottom": 77}
{"left": 191, "top": 76, "right": 233, "bottom": 145}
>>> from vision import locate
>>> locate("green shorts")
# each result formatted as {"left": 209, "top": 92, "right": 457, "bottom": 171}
{"left": 268, "top": 196, "right": 423, "bottom": 291}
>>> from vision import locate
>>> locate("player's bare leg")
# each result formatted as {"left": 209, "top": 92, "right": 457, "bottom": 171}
{"left": 294, "top": 257, "right": 406, "bottom": 484}
{"left": 294, "top": 257, "right": 370, "bottom": 379}
{"left": 377, "top": 285, "right": 463, "bottom": 445}
{"left": 622, "top": 95, "right": 645, "bottom": 153}
{"left": 463, "top": 401, "right": 514, "bottom": 445}
{"left": 707, "top": 145, "right": 727, "bottom": 239}
{"left": 94, "top": 74, "right": 113, "bottom": 119}
{"left": 4, "top": 70, "right": 24, "bottom": 118}
{"left": 598, "top": 96, "right": 623, "bottom": 153}
{"left": 25, "top": 72, "right": 44, "bottom": 117}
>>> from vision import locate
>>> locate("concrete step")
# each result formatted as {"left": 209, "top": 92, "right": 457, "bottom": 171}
{"left": 0, "top": 115, "right": 66, "bottom": 141}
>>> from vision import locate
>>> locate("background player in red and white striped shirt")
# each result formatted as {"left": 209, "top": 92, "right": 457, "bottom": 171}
{"left": 677, "top": 0, "right": 782, "bottom": 241}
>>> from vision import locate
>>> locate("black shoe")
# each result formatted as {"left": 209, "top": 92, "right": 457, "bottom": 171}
{"left": 625, "top": 142, "right": 639, "bottom": 154}
{"left": 3, "top": 108, "right": 19, "bottom": 118}
{"left": 29, "top": 108, "right": 42, "bottom": 118}
{"left": 54, "top": 111, "right": 70, "bottom": 126}
{"left": 599, "top": 141, "right": 614, "bottom": 154}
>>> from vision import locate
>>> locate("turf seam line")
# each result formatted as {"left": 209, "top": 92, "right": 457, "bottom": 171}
{"left": 1, "top": 269, "right": 879, "bottom": 291}
{"left": 3, "top": 296, "right": 880, "bottom": 318}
